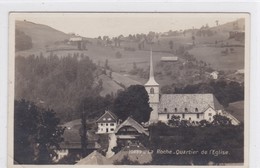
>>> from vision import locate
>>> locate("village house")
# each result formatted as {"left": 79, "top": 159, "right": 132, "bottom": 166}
{"left": 96, "top": 110, "right": 119, "bottom": 134}
{"left": 114, "top": 117, "right": 149, "bottom": 146}
{"left": 210, "top": 71, "right": 219, "bottom": 80}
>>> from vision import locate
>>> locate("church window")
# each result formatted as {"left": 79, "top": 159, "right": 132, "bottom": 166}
{"left": 150, "top": 88, "right": 154, "bottom": 94}
{"left": 197, "top": 114, "right": 199, "bottom": 119}
{"left": 175, "top": 108, "right": 177, "bottom": 112}
{"left": 182, "top": 114, "right": 185, "bottom": 118}
{"left": 195, "top": 108, "right": 198, "bottom": 112}
{"left": 185, "top": 108, "right": 188, "bottom": 112}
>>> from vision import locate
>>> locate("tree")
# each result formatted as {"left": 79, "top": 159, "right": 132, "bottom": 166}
{"left": 169, "top": 40, "right": 174, "bottom": 50}
{"left": 212, "top": 114, "right": 232, "bottom": 126}
{"left": 113, "top": 85, "right": 151, "bottom": 123}
{"left": 36, "top": 109, "right": 65, "bottom": 164}
{"left": 14, "top": 99, "right": 65, "bottom": 164}
{"left": 167, "top": 115, "right": 181, "bottom": 127}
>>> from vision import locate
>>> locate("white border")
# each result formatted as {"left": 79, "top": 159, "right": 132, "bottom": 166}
{"left": 1, "top": 1, "right": 260, "bottom": 168}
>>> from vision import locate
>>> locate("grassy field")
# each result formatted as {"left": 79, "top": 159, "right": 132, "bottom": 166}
{"left": 189, "top": 46, "right": 244, "bottom": 71}
{"left": 225, "top": 101, "right": 244, "bottom": 122}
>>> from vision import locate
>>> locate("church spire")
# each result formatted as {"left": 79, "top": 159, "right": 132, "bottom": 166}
{"left": 145, "top": 47, "right": 159, "bottom": 86}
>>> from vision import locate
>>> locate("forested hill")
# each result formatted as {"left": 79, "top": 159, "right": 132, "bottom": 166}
{"left": 15, "top": 54, "right": 101, "bottom": 122}
{"left": 16, "top": 20, "right": 70, "bottom": 50}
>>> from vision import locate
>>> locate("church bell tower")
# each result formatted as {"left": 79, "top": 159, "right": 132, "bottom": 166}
{"left": 145, "top": 48, "right": 159, "bottom": 123}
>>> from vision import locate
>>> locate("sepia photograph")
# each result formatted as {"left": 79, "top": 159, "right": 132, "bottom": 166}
{"left": 8, "top": 12, "right": 249, "bottom": 167}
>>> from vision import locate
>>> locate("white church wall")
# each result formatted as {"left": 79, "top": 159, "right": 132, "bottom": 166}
{"left": 203, "top": 107, "right": 217, "bottom": 122}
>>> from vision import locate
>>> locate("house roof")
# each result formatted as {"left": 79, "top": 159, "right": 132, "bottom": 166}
{"left": 110, "top": 144, "right": 152, "bottom": 164}
{"left": 76, "top": 150, "right": 111, "bottom": 165}
{"left": 114, "top": 117, "right": 149, "bottom": 136}
{"left": 60, "top": 119, "right": 99, "bottom": 149}
{"left": 96, "top": 110, "right": 118, "bottom": 123}
{"left": 158, "top": 94, "right": 223, "bottom": 114}
{"left": 60, "top": 141, "right": 101, "bottom": 149}
{"left": 161, "top": 56, "right": 178, "bottom": 62}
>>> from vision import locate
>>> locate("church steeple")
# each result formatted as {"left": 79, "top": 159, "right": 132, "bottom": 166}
{"left": 144, "top": 47, "right": 159, "bottom": 124}
{"left": 145, "top": 47, "right": 159, "bottom": 86}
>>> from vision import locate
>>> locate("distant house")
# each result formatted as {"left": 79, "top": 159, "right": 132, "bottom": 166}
{"left": 161, "top": 56, "right": 178, "bottom": 62}
{"left": 69, "top": 36, "right": 82, "bottom": 42}
{"left": 96, "top": 110, "right": 118, "bottom": 134}
{"left": 114, "top": 117, "right": 149, "bottom": 146}
{"left": 210, "top": 71, "right": 219, "bottom": 79}
{"left": 236, "top": 69, "right": 244, "bottom": 74}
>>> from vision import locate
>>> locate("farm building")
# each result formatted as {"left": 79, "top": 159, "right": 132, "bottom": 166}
{"left": 114, "top": 117, "right": 149, "bottom": 146}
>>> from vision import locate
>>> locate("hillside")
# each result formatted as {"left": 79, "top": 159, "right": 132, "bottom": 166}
{"left": 16, "top": 20, "right": 70, "bottom": 49}
{"left": 225, "top": 101, "right": 244, "bottom": 122}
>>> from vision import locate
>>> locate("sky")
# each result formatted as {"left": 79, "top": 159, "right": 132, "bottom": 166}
{"left": 13, "top": 13, "right": 246, "bottom": 38}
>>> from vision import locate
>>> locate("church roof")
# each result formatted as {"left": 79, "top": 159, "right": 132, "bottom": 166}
{"left": 158, "top": 94, "right": 223, "bottom": 114}
{"left": 96, "top": 110, "right": 118, "bottom": 123}
{"left": 114, "top": 117, "right": 149, "bottom": 136}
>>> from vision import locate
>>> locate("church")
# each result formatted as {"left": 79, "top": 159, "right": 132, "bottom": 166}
{"left": 144, "top": 50, "right": 225, "bottom": 124}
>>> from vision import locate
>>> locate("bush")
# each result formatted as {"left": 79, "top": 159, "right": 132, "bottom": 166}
{"left": 115, "top": 51, "right": 122, "bottom": 58}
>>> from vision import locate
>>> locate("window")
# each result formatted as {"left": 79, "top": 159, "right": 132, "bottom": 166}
{"left": 209, "top": 117, "right": 211, "bottom": 121}
{"left": 164, "top": 108, "right": 167, "bottom": 112}
{"left": 101, "top": 123, "right": 103, "bottom": 126}
{"left": 197, "top": 114, "right": 199, "bottom": 119}
{"left": 185, "top": 108, "right": 188, "bottom": 112}
{"left": 208, "top": 113, "right": 212, "bottom": 116}
{"left": 106, "top": 123, "right": 108, "bottom": 126}
{"left": 189, "top": 117, "right": 191, "bottom": 121}
{"left": 195, "top": 108, "right": 198, "bottom": 112}
{"left": 175, "top": 108, "right": 177, "bottom": 112}
{"left": 111, "top": 128, "right": 114, "bottom": 131}
{"left": 167, "top": 114, "right": 170, "bottom": 119}
{"left": 150, "top": 88, "right": 154, "bottom": 94}
{"left": 182, "top": 114, "right": 185, "bottom": 118}
{"left": 110, "top": 123, "right": 114, "bottom": 126}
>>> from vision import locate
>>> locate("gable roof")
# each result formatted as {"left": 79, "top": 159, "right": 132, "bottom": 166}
{"left": 76, "top": 150, "right": 111, "bottom": 165}
{"left": 114, "top": 117, "right": 149, "bottom": 136}
{"left": 158, "top": 94, "right": 223, "bottom": 114}
{"left": 110, "top": 144, "right": 152, "bottom": 164}
{"left": 96, "top": 110, "right": 118, "bottom": 123}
